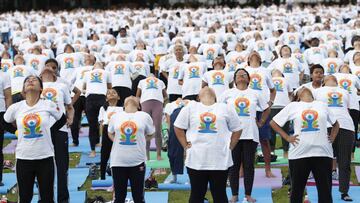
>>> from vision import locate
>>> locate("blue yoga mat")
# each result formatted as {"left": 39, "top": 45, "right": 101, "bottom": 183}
{"left": 4, "top": 132, "right": 17, "bottom": 139}
{"left": 77, "top": 153, "right": 101, "bottom": 168}
{"left": 81, "top": 116, "right": 88, "bottom": 125}
{"left": 32, "top": 191, "right": 86, "bottom": 203}
{"left": 126, "top": 192, "right": 168, "bottom": 203}
{"left": 92, "top": 168, "right": 151, "bottom": 188}
{"left": 69, "top": 137, "right": 101, "bottom": 153}
{"left": 158, "top": 170, "right": 190, "bottom": 190}
{"left": 0, "top": 173, "right": 17, "bottom": 194}
{"left": 306, "top": 186, "right": 360, "bottom": 203}
{"left": 226, "top": 188, "right": 273, "bottom": 203}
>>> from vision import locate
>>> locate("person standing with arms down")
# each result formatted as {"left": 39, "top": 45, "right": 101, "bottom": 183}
{"left": 174, "top": 87, "right": 242, "bottom": 203}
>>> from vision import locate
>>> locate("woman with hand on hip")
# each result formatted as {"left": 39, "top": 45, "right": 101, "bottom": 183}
{"left": 108, "top": 96, "right": 155, "bottom": 203}
{"left": 220, "top": 68, "right": 271, "bottom": 203}
{"left": 4, "top": 75, "right": 66, "bottom": 203}
{"left": 174, "top": 87, "right": 242, "bottom": 203}
{"left": 270, "top": 87, "right": 339, "bottom": 203}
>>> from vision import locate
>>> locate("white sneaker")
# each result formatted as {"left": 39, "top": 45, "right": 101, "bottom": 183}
{"left": 332, "top": 171, "right": 339, "bottom": 180}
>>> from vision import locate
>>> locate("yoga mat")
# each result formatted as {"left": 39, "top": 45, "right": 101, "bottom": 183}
{"left": 69, "top": 137, "right": 101, "bottom": 153}
{"left": 91, "top": 168, "right": 151, "bottom": 188}
{"left": 32, "top": 191, "right": 86, "bottom": 203}
{"left": 146, "top": 152, "right": 170, "bottom": 169}
{"left": 150, "top": 138, "right": 156, "bottom": 151}
{"left": 3, "top": 140, "right": 17, "bottom": 154}
{"left": 306, "top": 186, "right": 360, "bottom": 203}
{"left": 158, "top": 169, "right": 190, "bottom": 190}
{"left": 226, "top": 188, "right": 273, "bottom": 203}
{"left": 126, "top": 192, "right": 168, "bottom": 203}
{"left": 81, "top": 116, "right": 88, "bottom": 125}
{"left": 307, "top": 179, "right": 355, "bottom": 186}
{"left": 4, "top": 132, "right": 17, "bottom": 140}
{"left": 352, "top": 148, "right": 360, "bottom": 164}
{"left": 0, "top": 173, "right": 17, "bottom": 194}
{"left": 257, "top": 149, "right": 288, "bottom": 166}
{"left": 77, "top": 153, "right": 101, "bottom": 168}
{"left": 241, "top": 168, "right": 282, "bottom": 189}
{"left": 355, "top": 166, "right": 360, "bottom": 183}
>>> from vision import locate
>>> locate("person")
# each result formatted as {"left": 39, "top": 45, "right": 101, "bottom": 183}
{"left": 314, "top": 75, "right": 355, "bottom": 201}
{"left": 246, "top": 51, "right": 276, "bottom": 177}
{"left": 174, "top": 87, "right": 242, "bottom": 203}
{"left": 83, "top": 62, "right": 112, "bottom": 157}
{"left": 220, "top": 68, "right": 270, "bottom": 203}
{"left": 4, "top": 75, "right": 66, "bottom": 203}
{"left": 136, "top": 74, "right": 167, "bottom": 160}
{"left": 0, "top": 68, "right": 11, "bottom": 186}
{"left": 270, "top": 87, "right": 339, "bottom": 203}
{"left": 108, "top": 96, "right": 155, "bottom": 203}
{"left": 98, "top": 89, "right": 123, "bottom": 180}
{"left": 40, "top": 61, "right": 74, "bottom": 203}
{"left": 294, "top": 64, "right": 325, "bottom": 96}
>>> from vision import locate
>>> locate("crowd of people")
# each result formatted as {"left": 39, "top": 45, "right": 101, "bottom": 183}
{"left": 0, "top": 3, "right": 360, "bottom": 203}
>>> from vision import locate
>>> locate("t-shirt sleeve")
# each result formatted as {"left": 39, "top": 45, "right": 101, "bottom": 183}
{"left": 266, "top": 72, "right": 275, "bottom": 89}
{"left": 272, "top": 103, "right": 293, "bottom": 127}
{"left": 174, "top": 104, "right": 190, "bottom": 129}
{"left": 325, "top": 105, "right": 337, "bottom": 125}
{"left": 98, "top": 107, "right": 105, "bottom": 122}
{"left": 108, "top": 115, "right": 115, "bottom": 133}
{"left": 3, "top": 103, "right": 18, "bottom": 123}
{"left": 2, "top": 74, "right": 11, "bottom": 89}
{"left": 62, "top": 86, "right": 72, "bottom": 105}
{"left": 256, "top": 91, "right": 270, "bottom": 110}
{"left": 225, "top": 104, "right": 243, "bottom": 132}
{"left": 144, "top": 113, "right": 156, "bottom": 135}
{"left": 47, "top": 100, "right": 62, "bottom": 121}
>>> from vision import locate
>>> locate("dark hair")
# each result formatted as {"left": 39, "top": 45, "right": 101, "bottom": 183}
{"left": 103, "top": 88, "right": 120, "bottom": 111}
{"left": 351, "top": 35, "right": 360, "bottom": 46}
{"left": 353, "top": 51, "right": 360, "bottom": 61}
{"left": 212, "top": 56, "right": 225, "bottom": 68}
{"left": 279, "top": 45, "right": 292, "bottom": 57}
{"left": 310, "top": 64, "right": 324, "bottom": 75}
{"left": 45, "top": 58, "right": 60, "bottom": 76}
{"left": 233, "top": 68, "right": 250, "bottom": 86}
{"left": 63, "top": 44, "right": 75, "bottom": 53}
{"left": 22, "top": 75, "right": 43, "bottom": 98}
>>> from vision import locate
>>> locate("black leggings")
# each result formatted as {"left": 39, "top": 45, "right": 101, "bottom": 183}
{"left": 112, "top": 163, "right": 146, "bottom": 203}
{"left": 350, "top": 109, "right": 359, "bottom": 152}
{"left": 289, "top": 157, "right": 332, "bottom": 203}
{"left": 100, "top": 125, "right": 112, "bottom": 180}
{"left": 269, "top": 108, "right": 289, "bottom": 152}
{"left": 0, "top": 112, "right": 4, "bottom": 183}
{"left": 228, "top": 140, "right": 258, "bottom": 196}
{"left": 85, "top": 94, "right": 106, "bottom": 150}
{"left": 183, "top": 94, "right": 198, "bottom": 101}
{"left": 187, "top": 167, "right": 229, "bottom": 203}
{"left": 169, "top": 94, "right": 182, "bottom": 102}
{"left": 16, "top": 157, "right": 55, "bottom": 203}
{"left": 70, "top": 96, "right": 86, "bottom": 145}
{"left": 113, "top": 86, "right": 132, "bottom": 107}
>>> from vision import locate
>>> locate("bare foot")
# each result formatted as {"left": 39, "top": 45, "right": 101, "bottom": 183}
{"left": 69, "top": 143, "right": 78, "bottom": 147}
{"left": 89, "top": 151, "right": 96, "bottom": 158}
{"left": 283, "top": 151, "right": 288, "bottom": 159}
{"left": 95, "top": 143, "right": 102, "bottom": 147}
{"left": 229, "top": 195, "right": 238, "bottom": 203}
{"left": 265, "top": 170, "right": 276, "bottom": 178}
{"left": 245, "top": 195, "right": 256, "bottom": 203}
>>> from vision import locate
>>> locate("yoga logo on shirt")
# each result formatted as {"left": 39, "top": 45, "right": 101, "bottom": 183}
{"left": 206, "top": 48, "right": 215, "bottom": 60}
{"left": 339, "top": 79, "right": 352, "bottom": 93}
{"left": 273, "top": 78, "right": 284, "bottom": 92}
{"left": 235, "top": 97, "right": 250, "bottom": 116}
{"left": 144, "top": 32, "right": 150, "bottom": 39}
{"left": 235, "top": 56, "right": 244, "bottom": 64}
{"left": 157, "top": 39, "right": 164, "bottom": 47}
{"left": 227, "top": 35, "right": 233, "bottom": 42}
{"left": 146, "top": 77, "right": 158, "bottom": 89}
{"left": 283, "top": 62, "right": 293, "bottom": 73}
{"left": 77, "top": 31, "right": 83, "bottom": 38}
{"left": 1, "top": 62, "right": 11, "bottom": 72}
{"left": 90, "top": 44, "right": 98, "bottom": 52}
{"left": 288, "top": 35, "right": 296, "bottom": 44}
{"left": 332, "top": 42, "right": 340, "bottom": 51}
{"left": 121, "top": 38, "right": 128, "bottom": 43}
{"left": 22, "top": 113, "right": 43, "bottom": 138}
{"left": 301, "top": 109, "right": 320, "bottom": 132}
{"left": 30, "top": 59, "right": 39, "bottom": 70}
{"left": 173, "top": 66, "right": 179, "bottom": 79}
{"left": 327, "top": 92, "right": 343, "bottom": 107}
{"left": 175, "top": 100, "right": 189, "bottom": 108}
{"left": 42, "top": 88, "right": 58, "bottom": 102}
{"left": 313, "top": 48, "right": 321, "bottom": 54}
{"left": 327, "top": 33, "right": 335, "bottom": 41}
{"left": 355, "top": 71, "right": 360, "bottom": 80}
{"left": 119, "top": 121, "right": 138, "bottom": 145}
{"left": 257, "top": 42, "right": 265, "bottom": 51}
{"left": 198, "top": 112, "right": 217, "bottom": 133}
{"left": 249, "top": 73, "right": 262, "bottom": 90}
{"left": 294, "top": 54, "right": 304, "bottom": 63}
{"left": 327, "top": 62, "right": 337, "bottom": 74}
{"left": 212, "top": 72, "right": 225, "bottom": 85}
{"left": 114, "top": 64, "right": 125, "bottom": 75}
{"left": 90, "top": 72, "right": 103, "bottom": 83}
{"left": 13, "top": 67, "right": 24, "bottom": 78}
{"left": 227, "top": 63, "right": 237, "bottom": 72}
{"left": 188, "top": 66, "right": 200, "bottom": 78}
{"left": 64, "top": 57, "right": 74, "bottom": 69}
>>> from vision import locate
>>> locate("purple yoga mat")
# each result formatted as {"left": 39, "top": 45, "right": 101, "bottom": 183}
{"left": 150, "top": 138, "right": 156, "bottom": 150}
{"left": 239, "top": 168, "right": 282, "bottom": 189}
{"left": 355, "top": 166, "right": 360, "bottom": 183}
{"left": 307, "top": 179, "right": 355, "bottom": 186}
{"left": 3, "top": 140, "right": 17, "bottom": 154}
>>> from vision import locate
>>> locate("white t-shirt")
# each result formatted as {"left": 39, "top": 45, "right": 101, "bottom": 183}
{"left": 98, "top": 106, "right": 123, "bottom": 125}
{"left": 84, "top": 69, "right": 111, "bottom": 97}
{"left": 73, "top": 66, "right": 93, "bottom": 96}
{"left": 24, "top": 54, "right": 48, "bottom": 76}
{"left": 164, "top": 100, "right": 190, "bottom": 116}
{"left": 1, "top": 59, "right": 14, "bottom": 73}
{"left": 4, "top": 100, "right": 63, "bottom": 160}
{"left": 138, "top": 77, "right": 166, "bottom": 103}
{"left": 178, "top": 62, "right": 207, "bottom": 97}
{"left": 268, "top": 57, "right": 303, "bottom": 89}
{"left": 0, "top": 72, "right": 11, "bottom": 112}
{"left": 272, "top": 101, "right": 336, "bottom": 160}
{"left": 56, "top": 52, "right": 84, "bottom": 80}
{"left": 220, "top": 88, "right": 268, "bottom": 143}
{"left": 8, "top": 65, "right": 35, "bottom": 95}
{"left": 202, "top": 70, "right": 233, "bottom": 100}
{"left": 314, "top": 86, "right": 354, "bottom": 132}
{"left": 174, "top": 101, "right": 242, "bottom": 170}
{"left": 108, "top": 111, "right": 155, "bottom": 167}
{"left": 272, "top": 77, "right": 292, "bottom": 108}
{"left": 162, "top": 59, "right": 185, "bottom": 95}
{"left": 131, "top": 62, "right": 151, "bottom": 77}
{"left": 246, "top": 66, "right": 274, "bottom": 102}
{"left": 105, "top": 61, "right": 134, "bottom": 89}
{"left": 321, "top": 58, "right": 343, "bottom": 75}
{"left": 304, "top": 47, "right": 326, "bottom": 65}
{"left": 333, "top": 73, "right": 360, "bottom": 109}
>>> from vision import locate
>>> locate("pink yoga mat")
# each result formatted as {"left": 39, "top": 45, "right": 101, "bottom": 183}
{"left": 239, "top": 168, "right": 282, "bottom": 189}
{"left": 3, "top": 140, "right": 17, "bottom": 154}
{"left": 307, "top": 180, "right": 355, "bottom": 186}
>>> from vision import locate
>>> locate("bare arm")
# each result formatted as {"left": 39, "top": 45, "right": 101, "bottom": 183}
{"left": 108, "top": 131, "right": 115, "bottom": 142}
{"left": 4, "top": 87, "right": 12, "bottom": 109}
{"left": 136, "top": 88, "right": 142, "bottom": 98}
{"left": 258, "top": 107, "right": 271, "bottom": 127}
{"left": 161, "top": 71, "right": 168, "bottom": 80}
{"left": 269, "top": 87, "right": 276, "bottom": 104}
{"left": 174, "top": 127, "right": 190, "bottom": 149}
{"left": 65, "top": 104, "right": 74, "bottom": 127}
{"left": 107, "top": 83, "right": 112, "bottom": 89}
{"left": 178, "top": 79, "right": 184, "bottom": 85}
{"left": 71, "top": 87, "right": 81, "bottom": 105}
{"left": 202, "top": 81, "right": 208, "bottom": 88}
{"left": 230, "top": 130, "right": 242, "bottom": 150}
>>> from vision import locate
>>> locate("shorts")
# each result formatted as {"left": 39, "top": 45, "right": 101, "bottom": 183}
{"left": 256, "top": 111, "right": 271, "bottom": 140}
